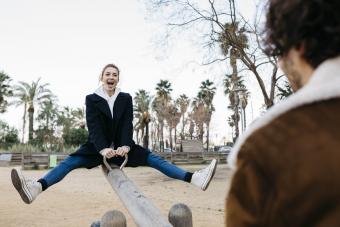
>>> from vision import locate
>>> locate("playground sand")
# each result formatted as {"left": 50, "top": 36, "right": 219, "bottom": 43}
{"left": 0, "top": 164, "right": 232, "bottom": 227}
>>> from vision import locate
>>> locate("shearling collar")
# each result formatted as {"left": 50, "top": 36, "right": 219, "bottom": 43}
{"left": 228, "top": 56, "right": 340, "bottom": 170}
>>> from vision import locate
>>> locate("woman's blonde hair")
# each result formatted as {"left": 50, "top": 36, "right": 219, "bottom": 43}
{"left": 99, "top": 64, "right": 120, "bottom": 81}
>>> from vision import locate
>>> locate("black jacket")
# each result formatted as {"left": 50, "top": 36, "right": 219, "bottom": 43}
{"left": 71, "top": 92, "right": 150, "bottom": 167}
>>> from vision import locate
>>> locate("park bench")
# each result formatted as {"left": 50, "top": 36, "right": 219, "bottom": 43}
{"left": 22, "top": 153, "right": 49, "bottom": 170}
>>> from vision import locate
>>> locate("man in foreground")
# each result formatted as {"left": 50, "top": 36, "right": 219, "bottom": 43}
{"left": 226, "top": 0, "right": 340, "bottom": 226}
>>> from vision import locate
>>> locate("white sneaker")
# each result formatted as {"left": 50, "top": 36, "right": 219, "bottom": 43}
{"left": 191, "top": 159, "right": 217, "bottom": 191}
{"left": 11, "top": 168, "right": 42, "bottom": 204}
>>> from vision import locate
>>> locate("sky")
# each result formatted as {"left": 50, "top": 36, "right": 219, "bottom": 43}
{"left": 0, "top": 0, "right": 262, "bottom": 145}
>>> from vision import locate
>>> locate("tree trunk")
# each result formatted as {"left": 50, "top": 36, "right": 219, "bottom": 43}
{"left": 28, "top": 105, "right": 34, "bottom": 141}
{"left": 240, "top": 108, "right": 244, "bottom": 133}
{"left": 22, "top": 103, "right": 27, "bottom": 143}
{"left": 231, "top": 126, "right": 234, "bottom": 141}
{"left": 206, "top": 123, "right": 210, "bottom": 152}
{"left": 160, "top": 123, "right": 164, "bottom": 152}
{"left": 199, "top": 123, "right": 204, "bottom": 142}
{"left": 174, "top": 127, "right": 177, "bottom": 151}
{"left": 46, "top": 110, "right": 50, "bottom": 130}
{"left": 181, "top": 114, "right": 185, "bottom": 139}
{"left": 234, "top": 109, "right": 240, "bottom": 142}
{"left": 243, "top": 107, "right": 246, "bottom": 132}
{"left": 169, "top": 127, "right": 173, "bottom": 151}
{"left": 141, "top": 127, "right": 145, "bottom": 143}
{"left": 157, "top": 124, "right": 161, "bottom": 152}
{"left": 240, "top": 52, "right": 275, "bottom": 108}
{"left": 136, "top": 129, "right": 140, "bottom": 144}
{"left": 150, "top": 126, "right": 155, "bottom": 150}
{"left": 143, "top": 122, "right": 149, "bottom": 148}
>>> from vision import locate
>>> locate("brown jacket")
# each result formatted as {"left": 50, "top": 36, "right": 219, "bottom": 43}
{"left": 226, "top": 57, "right": 340, "bottom": 227}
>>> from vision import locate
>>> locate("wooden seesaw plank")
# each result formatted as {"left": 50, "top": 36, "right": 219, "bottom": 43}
{"left": 102, "top": 156, "right": 172, "bottom": 227}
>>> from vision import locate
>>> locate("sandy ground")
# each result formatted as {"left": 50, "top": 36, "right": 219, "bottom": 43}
{"left": 0, "top": 164, "right": 232, "bottom": 227}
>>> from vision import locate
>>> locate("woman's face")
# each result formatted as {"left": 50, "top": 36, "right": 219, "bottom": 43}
{"left": 101, "top": 67, "right": 119, "bottom": 95}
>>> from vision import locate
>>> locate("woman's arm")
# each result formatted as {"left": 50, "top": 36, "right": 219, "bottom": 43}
{"left": 85, "top": 95, "right": 109, "bottom": 153}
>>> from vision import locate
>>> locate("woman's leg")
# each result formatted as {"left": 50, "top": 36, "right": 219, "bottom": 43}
{"left": 146, "top": 152, "right": 218, "bottom": 191}
{"left": 38, "top": 155, "right": 102, "bottom": 191}
{"left": 11, "top": 155, "right": 102, "bottom": 204}
{"left": 146, "top": 153, "right": 192, "bottom": 182}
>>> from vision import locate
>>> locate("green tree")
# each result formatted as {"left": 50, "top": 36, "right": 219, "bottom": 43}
{"left": 155, "top": 80, "right": 173, "bottom": 101}
{"left": 30, "top": 126, "right": 55, "bottom": 150}
{"left": 153, "top": 79, "right": 173, "bottom": 151}
{"left": 13, "top": 78, "right": 52, "bottom": 141}
{"left": 71, "top": 108, "right": 86, "bottom": 129}
{"left": 63, "top": 128, "right": 88, "bottom": 146}
{"left": 277, "top": 80, "right": 293, "bottom": 100}
{"left": 198, "top": 79, "right": 216, "bottom": 151}
{"left": 176, "top": 94, "right": 190, "bottom": 140}
{"left": 0, "top": 71, "right": 13, "bottom": 113}
{"left": 134, "top": 89, "right": 152, "bottom": 148}
{"left": 0, "top": 120, "right": 19, "bottom": 148}
{"left": 224, "top": 77, "right": 249, "bottom": 141}
{"left": 35, "top": 98, "right": 59, "bottom": 148}
{"left": 224, "top": 47, "right": 249, "bottom": 141}
{"left": 57, "top": 106, "right": 75, "bottom": 141}
{"left": 190, "top": 98, "right": 205, "bottom": 142}
{"left": 57, "top": 106, "right": 87, "bottom": 147}
{"left": 37, "top": 98, "right": 58, "bottom": 130}
{"left": 164, "top": 101, "right": 181, "bottom": 151}
{"left": 5, "top": 128, "right": 19, "bottom": 144}
{"left": 148, "top": 0, "right": 282, "bottom": 108}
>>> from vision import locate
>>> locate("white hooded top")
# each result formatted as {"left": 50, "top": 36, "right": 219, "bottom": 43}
{"left": 94, "top": 86, "right": 121, "bottom": 118}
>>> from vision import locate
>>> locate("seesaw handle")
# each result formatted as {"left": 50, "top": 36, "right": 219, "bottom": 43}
{"left": 103, "top": 154, "right": 128, "bottom": 171}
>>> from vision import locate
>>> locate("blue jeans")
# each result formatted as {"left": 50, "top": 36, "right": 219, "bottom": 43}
{"left": 41, "top": 153, "right": 189, "bottom": 189}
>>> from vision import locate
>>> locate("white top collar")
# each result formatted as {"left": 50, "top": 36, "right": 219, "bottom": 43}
{"left": 94, "top": 86, "right": 121, "bottom": 117}
{"left": 228, "top": 56, "right": 340, "bottom": 169}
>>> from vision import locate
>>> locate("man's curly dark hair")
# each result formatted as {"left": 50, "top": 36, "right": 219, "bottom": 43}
{"left": 264, "top": 0, "right": 340, "bottom": 68}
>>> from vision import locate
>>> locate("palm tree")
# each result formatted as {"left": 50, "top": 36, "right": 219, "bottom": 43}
{"left": 57, "top": 106, "right": 74, "bottom": 132}
{"left": 188, "top": 118, "right": 195, "bottom": 140}
{"left": 191, "top": 98, "right": 205, "bottom": 142}
{"left": 277, "top": 80, "right": 293, "bottom": 100}
{"left": 134, "top": 89, "right": 151, "bottom": 148}
{"left": 12, "top": 90, "right": 28, "bottom": 143}
{"left": 198, "top": 79, "right": 216, "bottom": 151}
{"left": 172, "top": 109, "right": 181, "bottom": 150}
{"left": 155, "top": 80, "right": 173, "bottom": 101}
{"left": 224, "top": 47, "right": 249, "bottom": 141}
{"left": 37, "top": 98, "right": 58, "bottom": 130}
{"left": 36, "top": 98, "right": 59, "bottom": 148}
{"left": 152, "top": 97, "right": 165, "bottom": 151}
{"left": 0, "top": 71, "right": 13, "bottom": 113}
{"left": 164, "top": 101, "right": 181, "bottom": 151}
{"left": 219, "top": 22, "right": 248, "bottom": 57}
{"left": 176, "top": 94, "right": 190, "bottom": 140}
{"left": 153, "top": 80, "right": 173, "bottom": 151}
{"left": 239, "top": 90, "right": 249, "bottom": 133}
{"left": 72, "top": 107, "right": 86, "bottom": 129}
{"left": 13, "top": 78, "right": 52, "bottom": 141}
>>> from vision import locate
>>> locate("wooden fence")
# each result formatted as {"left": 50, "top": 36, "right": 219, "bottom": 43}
{"left": 157, "top": 152, "right": 228, "bottom": 164}
{"left": 0, "top": 151, "right": 228, "bottom": 169}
